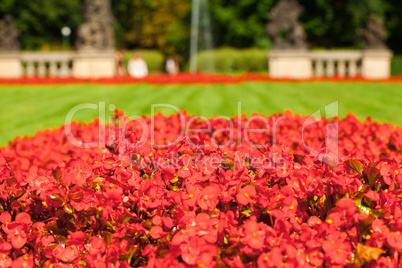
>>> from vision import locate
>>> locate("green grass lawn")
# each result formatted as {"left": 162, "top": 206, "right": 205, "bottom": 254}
{"left": 1, "top": 82, "right": 402, "bottom": 146}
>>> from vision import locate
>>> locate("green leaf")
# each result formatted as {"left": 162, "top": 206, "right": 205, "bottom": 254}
{"left": 354, "top": 198, "right": 371, "bottom": 216}
{"left": 356, "top": 243, "right": 386, "bottom": 264}
{"left": 363, "top": 167, "right": 380, "bottom": 185}
{"left": 241, "top": 208, "right": 252, "bottom": 216}
{"left": 101, "top": 219, "right": 115, "bottom": 230}
{"left": 63, "top": 204, "right": 74, "bottom": 214}
{"left": 92, "top": 177, "right": 105, "bottom": 183}
{"left": 69, "top": 191, "right": 83, "bottom": 200}
{"left": 372, "top": 209, "right": 387, "bottom": 218}
{"left": 142, "top": 220, "right": 153, "bottom": 230}
{"left": 49, "top": 193, "right": 64, "bottom": 206}
{"left": 166, "top": 232, "right": 173, "bottom": 242}
{"left": 220, "top": 157, "right": 234, "bottom": 170}
{"left": 368, "top": 161, "right": 379, "bottom": 168}
{"left": 49, "top": 193, "right": 63, "bottom": 201}
{"left": 101, "top": 231, "right": 113, "bottom": 247}
{"left": 346, "top": 159, "right": 364, "bottom": 174}
{"left": 119, "top": 212, "right": 132, "bottom": 224}
{"left": 52, "top": 167, "right": 62, "bottom": 182}
{"left": 68, "top": 217, "right": 76, "bottom": 225}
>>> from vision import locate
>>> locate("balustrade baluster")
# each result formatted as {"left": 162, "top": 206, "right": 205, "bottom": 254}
{"left": 26, "top": 61, "right": 35, "bottom": 77}
{"left": 338, "top": 60, "right": 346, "bottom": 77}
{"left": 49, "top": 61, "right": 57, "bottom": 77}
{"left": 349, "top": 60, "right": 357, "bottom": 77}
{"left": 315, "top": 60, "right": 324, "bottom": 77}
{"left": 59, "top": 61, "right": 69, "bottom": 77}
{"left": 38, "top": 61, "right": 46, "bottom": 77}
{"left": 326, "top": 60, "right": 335, "bottom": 77}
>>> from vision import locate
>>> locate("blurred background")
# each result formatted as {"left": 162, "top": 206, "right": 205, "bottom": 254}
{"left": 1, "top": 0, "right": 402, "bottom": 145}
{"left": 1, "top": 0, "right": 402, "bottom": 74}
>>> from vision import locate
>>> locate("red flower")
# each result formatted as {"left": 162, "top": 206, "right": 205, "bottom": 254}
{"left": 85, "top": 237, "right": 106, "bottom": 255}
{"left": 242, "top": 219, "right": 265, "bottom": 250}
{"left": 0, "top": 212, "right": 11, "bottom": 233}
{"left": 62, "top": 159, "right": 92, "bottom": 187}
{"left": 180, "top": 237, "right": 218, "bottom": 266}
{"left": 257, "top": 247, "right": 283, "bottom": 268}
{"left": 0, "top": 248, "right": 12, "bottom": 268}
{"left": 11, "top": 255, "right": 33, "bottom": 268}
{"left": 7, "top": 225, "right": 27, "bottom": 249}
{"left": 322, "top": 231, "right": 351, "bottom": 266}
{"left": 197, "top": 185, "right": 220, "bottom": 211}
{"left": 162, "top": 216, "right": 174, "bottom": 231}
{"left": 365, "top": 190, "right": 380, "bottom": 201}
{"left": 306, "top": 248, "right": 324, "bottom": 267}
{"left": 387, "top": 231, "right": 402, "bottom": 251}
{"left": 53, "top": 244, "right": 79, "bottom": 262}
{"left": 236, "top": 185, "right": 256, "bottom": 205}
{"left": 150, "top": 226, "right": 165, "bottom": 239}
{"left": 336, "top": 198, "right": 356, "bottom": 218}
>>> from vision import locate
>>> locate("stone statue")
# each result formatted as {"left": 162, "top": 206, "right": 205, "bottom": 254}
{"left": 76, "top": 0, "right": 115, "bottom": 51}
{"left": 0, "top": 15, "right": 20, "bottom": 51}
{"left": 266, "top": 0, "right": 307, "bottom": 50}
{"left": 361, "top": 13, "right": 388, "bottom": 50}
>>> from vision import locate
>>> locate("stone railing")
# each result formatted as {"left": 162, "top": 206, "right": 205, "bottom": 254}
{"left": 310, "top": 51, "right": 363, "bottom": 77}
{"left": 0, "top": 51, "right": 116, "bottom": 78}
{"left": 21, "top": 52, "right": 75, "bottom": 77}
{"left": 268, "top": 49, "right": 393, "bottom": 79}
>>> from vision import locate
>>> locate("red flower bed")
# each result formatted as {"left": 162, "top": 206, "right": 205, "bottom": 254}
{"left": 1, "top": 111, "right": 402, "bottom": 267}
{"left": 1, "top": 73, "right": 402, "bottom": 85}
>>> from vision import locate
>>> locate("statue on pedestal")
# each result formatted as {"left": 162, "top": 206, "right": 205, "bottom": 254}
{"left": 266, "top": 0, "right": 307, "bottom": 50}
{"left": 361, "top": 14, "right": 388, "bottom": 50}
{"left": 76, "top": 0, "right": 115, "bottom": 51}
{"left": 0, "top": 15, "right": 20, "bottom": 51}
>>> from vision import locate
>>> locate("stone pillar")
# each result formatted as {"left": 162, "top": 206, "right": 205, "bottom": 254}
{"left": 362, "top": 50, "right": 392, "bottom": 79}
{"left": 73, "top": 51, "right": 116, "bottom": 78}
{"left": 0, "top": 53, "right": 22, "bottom": 78}
{"left": 0, "top": 15, "right": 22, "bottom": 78}
{"left": 73, "top": 0, "right": 116, "bottom": 78}
{"left": 268, "top": 50, "right": 312, "bottom": 79}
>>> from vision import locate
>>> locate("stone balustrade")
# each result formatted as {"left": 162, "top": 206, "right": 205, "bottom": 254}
{"left": 311, "top": 51, "right": 363, "bottom": 77}
{"left": 268, "top": 49, "right": 392, "bottom": 79}
{"left": 20, "top": 52, "right": 74, "bottom": 77}
{"left": 0, "top": 51, "right": 116, "bottom": 78}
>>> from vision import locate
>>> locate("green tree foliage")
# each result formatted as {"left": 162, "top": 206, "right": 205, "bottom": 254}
{"left": 299, "top": 0, "right": 388, "bottom": 49}
{"left": 112, "top": 0, "right": 191, "bottom": 56}
{"left": 208, "top": 0, "right": 274, "bottom": 49}
{"left": 384, "top": 0, "right": 402, "bottom": 54}
{"left": 0, "top": 0, "right": 81, "bottom": 50}
{"left": 1, "top": 0, "right": 402, "bottom": 55}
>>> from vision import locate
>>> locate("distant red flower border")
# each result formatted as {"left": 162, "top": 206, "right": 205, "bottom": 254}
{"left": 1, "top": 73, "right": 402, "bottom": 85}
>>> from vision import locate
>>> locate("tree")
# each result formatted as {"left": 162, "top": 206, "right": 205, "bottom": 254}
{"left": 0, "top": 0, "right": 401, "bottom": 54}
{"left": 384, "top": 0, "right": 402, "bottom": 53}
{"left": 112, "top": 0, "right": 191, "bottom": 56}
{"left": 299, "top": 0, "right": 388, "bottom": 49}
{"left": 208, "top": 0, "right": 274, "bottom": 49}
{"left": 0, "top": 0, "right": 81, "bottom": 50}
